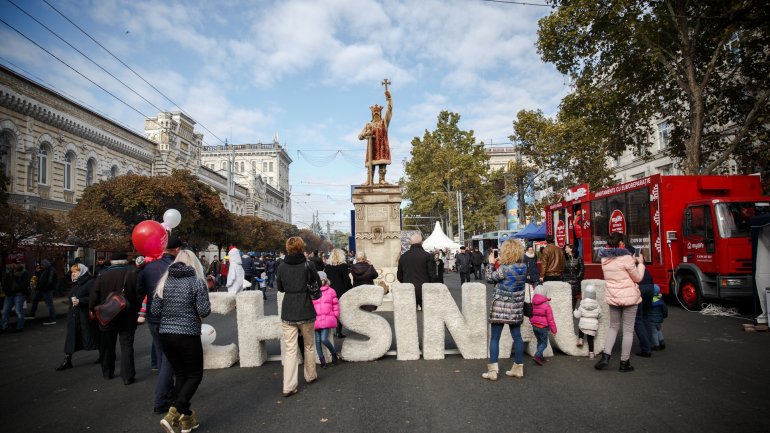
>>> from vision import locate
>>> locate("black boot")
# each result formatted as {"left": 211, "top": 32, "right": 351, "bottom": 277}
{"left": 594, "top": 352, "right": 611, "bottom": 370}
{"left": 56, "top": 354, "right": 73, "bottom": 371}
{"left": 619, "top": 359, "right": 635, "bottom": 372}
{"left": 331, "top": 352, "right": 339, "bottom": 366}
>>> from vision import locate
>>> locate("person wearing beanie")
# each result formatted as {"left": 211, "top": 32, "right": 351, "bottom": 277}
{"left": 312, "top": 270, "right": 342, "bottom": 368}
{"left": 89, "top": 252, "right": 139, "bottom": 384}
{"left": 574, "top": 284, "right": 602, "bottom": 359}
{"left": 56, "top": 263, "right": 98, "bottom": 371}
{"left": 530, "top": 285, "right": 558, "bottom": 365}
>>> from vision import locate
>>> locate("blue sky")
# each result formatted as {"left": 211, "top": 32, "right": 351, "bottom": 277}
{"left": 0, "top": 0, "right": 568, "bottom": 233}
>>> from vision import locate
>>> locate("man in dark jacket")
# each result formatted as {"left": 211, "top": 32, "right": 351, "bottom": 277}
{"left": 310, "top": 250, "right": 325, "bottom": 271}
{"left": 2, "top": 261, "right": 30, "bottom": 333}
{"left": 455, "top": 246, "right": 472, "bottom": 284}
{"left": 397, "top": 233, "right": 436, "bottom": 309}
{"left": 627, "top": 244, "right": 655, "bottom": 358}
{"left": 89, "top": 252, "right": 139, "bottom": 384}
{"left": 137, "top": 236, "right": 181, "bottom": 412}
{"left": 28, "top": 258, "right": 58, "bottom": 324}
{"left": 471, "top": 247, "right": 484, "bottom": 280}
{"left": 241, "top": 253, "right": 255, "bottom": 290}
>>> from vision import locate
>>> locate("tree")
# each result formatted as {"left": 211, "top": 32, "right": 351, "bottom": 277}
{"left": 510, "top": 109, "right": 617, "bottom": 202}
{"left": 0, "top": 205, "right": 63, "bottom": 260}
{"left": 538, "top": 0, "right": 770, "bottom": 175}
{"left": 68, "top": 170, "right": 232, "bottom": 251}
{"left": 402, "top": 111, "right": 502, "bottom": 239}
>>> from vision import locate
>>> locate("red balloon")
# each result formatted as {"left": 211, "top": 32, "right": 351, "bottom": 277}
{"left": 132, "top": 220, "right": 168, "bottom": 258}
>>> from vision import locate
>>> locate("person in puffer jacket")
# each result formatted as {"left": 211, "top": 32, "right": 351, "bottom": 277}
{"left": 574, "top": 284, "right": 601, "bottom": 359}
{"left": 594, "top": 232, "right": 645, "bottom": 373}
{"left": 530, "top": 285, "right": 557, "bottom": 366}
{"left": 312, "top": 271, "right": 341, "bottom": 368}
{"left": 562, "top": 244, "right": 584, "bottom": 309}
{"left": 482, "top": 240, "right": 527, "bottom": 381}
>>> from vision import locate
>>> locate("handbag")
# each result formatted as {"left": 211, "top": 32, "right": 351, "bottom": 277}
{"left": 304, "top": 262, "right": 322, "bottom": 300}
{"left": 94, "top": 270, "right": 129, "bottom": 326}
{"left": 523, "top": 283, "right": 533, "bottom": 318}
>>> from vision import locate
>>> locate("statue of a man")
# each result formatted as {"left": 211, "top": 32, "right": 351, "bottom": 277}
{"left": 359, "top": 82, "right": 392, "bottom": 185}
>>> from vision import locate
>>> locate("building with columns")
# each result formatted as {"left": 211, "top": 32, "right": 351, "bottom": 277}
{"left": 200, "top": 140, "right": 292, "bottom": 223}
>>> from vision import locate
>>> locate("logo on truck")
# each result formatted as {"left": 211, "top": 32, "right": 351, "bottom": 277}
{"left": 609, "top": 209, "right": 626, "bottom": 234}
{"left": 556, "top": 220, "right": 566, "bottom": 247}
{"left": 687, "top": 242, "right": 705, "bottom": 250}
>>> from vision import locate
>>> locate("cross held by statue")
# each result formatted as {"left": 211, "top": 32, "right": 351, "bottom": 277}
{"left": 381, "top": 78, "right": 391, "bottom": 91}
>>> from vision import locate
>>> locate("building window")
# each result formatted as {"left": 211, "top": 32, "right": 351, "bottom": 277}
{"left": 86, "top": 158, "right": 96, "bottom": 186}
{"left": 38, "top": 143, "right": 49, "bottom": 184}
{"left": 658, "top": 164, "right": 672, "bottom": 176}
{"left": 251, "top": 161, "right": 256, "bottom": 173}
{"left": 63, "top": 152, "right": 73, "bottom": 190}
{"left": 240, "top": 161, "right": 244, "bottom": 172}
{"left": 657, "top": 121, "right": 671, "bottom": 150}
{"left": 263, "top": 161, "right": 268, "bottom": 172}
{"left": 110, "top": 165, "right": 118, "bottom": 179}
{"left": 269, "top": 161, "right": 274, "bottom": 172}
{"left": 221, "top": 161, "right": 226, "bottom": 171}
{"left": 1, "top": 131, "right": 11, "bottom": 178}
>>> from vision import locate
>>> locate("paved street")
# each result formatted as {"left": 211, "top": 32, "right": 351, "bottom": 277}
{"left": 1, "top": 272, "right": 768, "bottom": 433}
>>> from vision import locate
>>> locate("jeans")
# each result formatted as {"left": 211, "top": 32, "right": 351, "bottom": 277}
{"left": 2, "top": 294, "right": 25, "bottom": 330}
{"left": 100, "top": 328, "right": 136, "bottom": 381}
{"left": 148, "top": 323, "right": 175, "bottom": 409}
{"left": 473, "top": 265, "right": 482, "bottom": 280}
{"left": 651, "top": 323, "right": 664, "bottom": 346}
{"left": 489, "top": 323, "right": 523, "bottom": 364}
{"left": 635, "top": 284, "right": 654, "bottom": 353}
{"left": 281, "top": 322, "right": 317, "bottom": 393}
{"left": 29, "top": 290, "right": 56, "bottom": 321}
{"left": 159, "top": 334, "right": 203, "bottom": 416}
{"left": 575, "top": 238, "right": 583, "bottom": 258}
{"left": 314, "top": 328, "right": 336, "bottom": 361}
{"left": 267, "top": 272, "right": 275, "bottom": 288}
{"left": 533, "top": 326, "right": 550, "bottom": 357}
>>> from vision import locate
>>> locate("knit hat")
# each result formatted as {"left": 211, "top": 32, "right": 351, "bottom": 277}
{"left": 110, "top": 252, "right": 128, "bottom": 261}
{"left": 534, "top": 285, "right": 548, "bottom": 297}
{"left": 583, "top": 284, "right": 597, "bottom": 300}
{"left": 167, "top": 235, "right": 183, "bottom": 249}
{"left": 317, "top": 271, "right": 327, "bottom": 281}
{"left": 135, "top": 256, "right": 145, "bottom": 267}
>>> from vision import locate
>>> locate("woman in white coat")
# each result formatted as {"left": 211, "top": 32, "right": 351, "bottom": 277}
{"left": 226, "top": 247, "right": 245, "bottom": 294}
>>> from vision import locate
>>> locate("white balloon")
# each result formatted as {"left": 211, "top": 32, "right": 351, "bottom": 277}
{"left": 201, "top": 323, "right": 216, "bottom": 345}
{"left": 163, "top": 209, "right": 182, "bottom": 229}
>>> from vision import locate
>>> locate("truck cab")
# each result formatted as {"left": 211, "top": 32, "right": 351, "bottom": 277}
{"left": 677, "top": 199, "right": 769, "bottom": 309}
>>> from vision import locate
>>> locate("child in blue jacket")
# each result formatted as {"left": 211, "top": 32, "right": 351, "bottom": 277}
{"left": 649, "top": 284, "right": 668, "bottom": 350}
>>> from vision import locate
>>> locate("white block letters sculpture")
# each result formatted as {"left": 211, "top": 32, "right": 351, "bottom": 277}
{"left": 238, "top": 291, "right": 282, "bottom": 367}
{"left": 202, "top": 292, "right": 239, "bottom": 369}
{"left": 423, "top": 282, "right": 487, "bottom": 360}
{"left": 390, "top": 283, "right": 420, "bottom": 360}
{"left": 338, "top": 284, "right": 393, "bottom": 362}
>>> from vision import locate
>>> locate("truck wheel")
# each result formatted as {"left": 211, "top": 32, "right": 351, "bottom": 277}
{"left": 678, "top": 275, "right": 702, "bottom": 311}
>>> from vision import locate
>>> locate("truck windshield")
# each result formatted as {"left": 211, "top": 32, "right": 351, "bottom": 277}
{"left": 715, "top": 202, "right": 770, "bottom": 238}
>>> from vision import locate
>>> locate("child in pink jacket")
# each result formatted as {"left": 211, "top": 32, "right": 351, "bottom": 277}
{"left": 312, "top": 271, "right": 341, "bottom": 368}
{"left": 530, "top": 285, "right": 557, "bottom": 365}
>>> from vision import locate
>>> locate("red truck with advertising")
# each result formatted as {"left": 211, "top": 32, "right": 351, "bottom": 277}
{"left": 545, "top": 175, "right": 770, "bottom": 310}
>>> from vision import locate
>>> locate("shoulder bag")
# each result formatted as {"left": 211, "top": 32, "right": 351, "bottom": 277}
{"left": 523, "top": 283, "right": 533, "bottom": 318}
{"left": 304, "top": 262, "right": 322, "bottom": 300}
{"left": 94, "top": 270, "right": 129, "bottom": 326}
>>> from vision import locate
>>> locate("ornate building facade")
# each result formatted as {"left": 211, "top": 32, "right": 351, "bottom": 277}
{"left": 0, "top": 65, "right": 251, "bottom": 216}
{"left": 200, "top": 140, "right": 292, "bottom": 223}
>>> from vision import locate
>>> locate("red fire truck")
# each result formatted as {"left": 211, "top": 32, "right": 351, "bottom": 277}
{"left": 545, "top": 175, "right": 770, "bottom": 310}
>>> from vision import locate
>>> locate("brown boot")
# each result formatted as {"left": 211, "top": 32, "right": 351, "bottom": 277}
{"left": 481, "top": 363, "right": 499, "bottom": 381}
{"left": 160, "top": 407, "right": 181, "bottom": 433}
{"left": 179, "top": 411, "right": 199, "bottom": 433}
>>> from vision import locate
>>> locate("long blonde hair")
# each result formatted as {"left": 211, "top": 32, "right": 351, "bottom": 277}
{"left": 155, "top": 249, "right": 205, "bottom": 299}
{"left": 329, "top": 248, "right": 346, "bottom": 266}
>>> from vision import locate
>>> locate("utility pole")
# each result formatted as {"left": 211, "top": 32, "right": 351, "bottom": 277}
{"left": 457, "top": 190, "right": 465, "bottom": 243}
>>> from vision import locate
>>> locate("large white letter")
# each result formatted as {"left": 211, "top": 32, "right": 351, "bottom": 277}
{"left": 544, "top": 279, "right": 608, "bottom": 356}
{"left": 390, "top": 283, "right": 420, "bottom": 360}
{"left": 338, "top": 285, "right": 392, "bottom": 361}
{"left": 202, "top": 292, "right": 239, "bottom": 369}
{"left": 237, "top": 291, "right": 281, "bottom": 367}
{"left": 423, "top": 282, "right": 487, "bottom": 360}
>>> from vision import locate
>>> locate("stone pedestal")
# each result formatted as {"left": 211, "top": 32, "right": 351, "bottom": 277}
{"left": 352, "top": 184, "right": 402, "bottom": 310}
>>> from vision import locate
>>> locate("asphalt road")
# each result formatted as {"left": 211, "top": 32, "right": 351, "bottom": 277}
{"left": 1, "top": 272, "right": 768, "bottom": 433}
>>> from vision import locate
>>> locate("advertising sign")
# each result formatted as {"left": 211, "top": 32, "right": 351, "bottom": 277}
{"left": 506, "top": 195, "right": 519, "bottom": 231}
{"left": 609, "top": 209, "right": 626, "bottom": 234}
{"left": 555, "top": 219, "right": 566, "bottom": 247}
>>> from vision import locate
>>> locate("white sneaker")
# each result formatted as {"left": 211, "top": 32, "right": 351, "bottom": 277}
{"left": 756, "top": 315, "right": 768, "bottom": 324}
{"left": 43, "top": 321, "right": 57, "bottom": 325}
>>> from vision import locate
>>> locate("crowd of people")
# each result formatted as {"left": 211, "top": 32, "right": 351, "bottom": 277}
{"left": 1, "top": 230, "right": 670, "bottom": 431}
{"left": 481, "top": 232, "right": 668, "bottom": 380}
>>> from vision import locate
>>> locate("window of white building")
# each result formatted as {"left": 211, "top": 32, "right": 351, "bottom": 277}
{"left": 657, "top": 121, "right": 671, "bottom": 150}
{"left": 63, "top": 152, "right": 73, "bottom": 190}
{"left": 38, "top": 143, "right": 49, "bottom": 184}
{"left": 110, "top": 165, "right": 118, "bottom": 179}
{"left": 1, "top": 131, "right": 11, "bottom": 178}
{"left": 263, "top": 161, "right": 268, "bottom": 172}
{"left": 86, "top": 158, "right": 96, "bottom": 186}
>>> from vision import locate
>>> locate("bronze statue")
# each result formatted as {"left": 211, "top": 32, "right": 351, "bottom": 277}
{"left": 359, "top": 79, "right": 392, "bottom": 185}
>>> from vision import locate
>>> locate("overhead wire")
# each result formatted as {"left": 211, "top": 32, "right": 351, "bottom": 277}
{"left": 41, "top": 0, "right": 228, "bottom": 145}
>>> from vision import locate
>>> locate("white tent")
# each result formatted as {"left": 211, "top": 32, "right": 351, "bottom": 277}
{"left": 422, "top": 222, "right": 462, "bottom": 251}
